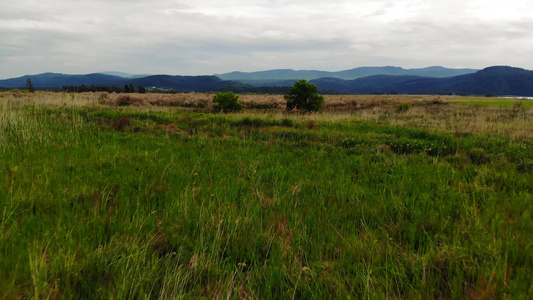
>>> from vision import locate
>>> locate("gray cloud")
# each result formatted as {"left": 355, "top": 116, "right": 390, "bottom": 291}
{"left": 1, "top": 0, "right": 533, "bottom": 78}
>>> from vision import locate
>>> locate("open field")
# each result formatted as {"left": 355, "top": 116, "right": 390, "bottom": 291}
{"left": 1, "top": 91, "right": 532, "bottom": 298}
{"left": 444, "top": 97, "right": 533, "bottom": 107}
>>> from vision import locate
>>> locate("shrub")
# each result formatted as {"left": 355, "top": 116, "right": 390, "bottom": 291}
{"left": 98, "top": 93, "right": 109, "bottom": 104}
{"left": 508, "top": 101, "right": 525, "bottom": 119}
{"left": 284, "top": 80, "right": 324, "bottom": 112}
{"left": 396, "top": 102, "right": 411, "bottom": 112}
{"left": 213, "top": 92, "right": 242, "bottom": 113}
{"left": 115, "top": 94, "right": 145, "bottom": 106}
{"left": 468, "top": 148, "right": 490, "bottom": 164}
{"left": 112, "top": 116, "right": 131, "bottom": 131}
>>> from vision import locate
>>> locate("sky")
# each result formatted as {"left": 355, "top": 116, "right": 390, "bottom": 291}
{"left": 1, "top": 0, "right": 533, "bottom": 79}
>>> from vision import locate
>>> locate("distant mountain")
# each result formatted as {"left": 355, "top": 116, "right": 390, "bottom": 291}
{"left": 126, "top": 75, "right": 250, "bottom": 92}
{"left": 0, "top": 73, "right": 249, "bottom": 92}
{"left": 310, "top": 75, "right": 427, "bottom": 93}
{"left": 217, "top": 69, "right": 331, "bottom": 81}
{"left": 309, "top": 66, "right": 533, "bottom": 96}
{"left": 233, "top": 79, "right": 299, "bottom": 87}
{"left": 1, "top": 66, "right": 532, "bottom": 96}
{"left": 0, "top": 73, "right": 126, "bottom": 87}
{"left": 216, "top": 66, "right": 478, "bottom": 83}
{"left": 100, "top": 71, "right": 151, "bottom": 78}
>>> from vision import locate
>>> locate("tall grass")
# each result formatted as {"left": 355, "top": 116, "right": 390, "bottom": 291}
{"left": 0, "top": 92, "right": 532, "bottom": 298}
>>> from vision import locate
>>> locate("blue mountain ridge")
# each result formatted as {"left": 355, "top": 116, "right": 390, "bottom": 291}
{"left": 1, "top": 66, "right": 532, "bottom": 96}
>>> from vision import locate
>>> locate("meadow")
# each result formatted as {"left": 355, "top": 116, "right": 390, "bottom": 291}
{"left": 1, "top": 91, "right": 532, "bottom": 299}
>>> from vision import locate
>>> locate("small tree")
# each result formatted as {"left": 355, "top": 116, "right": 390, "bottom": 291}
{"left": 213, "top": 91, "right": 242, "bottom": 113}
{"left": 26, "top": 78, "right": 35, "bottom": 93}
{"left": 284, "top": 79, "right": 324, "bottom": 112}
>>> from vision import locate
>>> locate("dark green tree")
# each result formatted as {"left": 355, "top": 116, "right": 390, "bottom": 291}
{"left": 213, "top": 91, "right": 242, "bottom": 113}
{"left": 26, "top": 78, "right": 35, "bottom": 93}
{"left": 284, "top": 79, "right": 324, "bottom": 112}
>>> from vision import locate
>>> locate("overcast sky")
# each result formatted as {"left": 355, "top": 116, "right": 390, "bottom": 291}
{"left": 1, "top": 0, "right": 532, "bottom": 79}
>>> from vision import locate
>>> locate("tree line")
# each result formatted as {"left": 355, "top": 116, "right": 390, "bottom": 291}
{"left": 61, "top": 84, "right": 146, "bottom": 93}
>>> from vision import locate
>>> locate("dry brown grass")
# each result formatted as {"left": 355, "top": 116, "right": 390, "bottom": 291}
{"left": 111, "top": 115, "right": 131, "bottom": 131}
{"left": 1, "top": 91, "right": 532, "bottom": 139}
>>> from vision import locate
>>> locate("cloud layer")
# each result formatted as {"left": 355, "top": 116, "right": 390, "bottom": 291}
{"left": 1, "top": 0, "right": 532, "bottom": 78}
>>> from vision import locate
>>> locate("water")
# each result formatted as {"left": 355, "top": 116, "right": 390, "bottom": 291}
{"left": 499, "top": 96, "right": 533, "bottom": 100}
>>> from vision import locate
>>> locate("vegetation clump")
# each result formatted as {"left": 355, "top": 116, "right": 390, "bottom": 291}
{"left": 26, "top": 78, "right": 35, "bottom": 93}
{"left": 396, "top": 102, "right": 411, "bottom": 112}
{"left": 115, "top": 94, "right": 145, "bottom": 106}
{"left": 112, "top": 115, "right": 131, "bottom": 131}
{"left": 284, "top": 79, "right": 324, "bottom": 112}
{"left": 213, "top": 91, "right": 242, "bottom": 113}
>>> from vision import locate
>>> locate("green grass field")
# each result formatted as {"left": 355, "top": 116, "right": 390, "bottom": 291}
{"left": 1, "top": 93, "right": 532, "bottom": 298}
{"left": 446, "top": 97, "right": 533, "bottom": 107}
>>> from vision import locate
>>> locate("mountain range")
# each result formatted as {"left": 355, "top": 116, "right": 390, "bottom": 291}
{"left": 0, "top": 72, "right": 249, "bottom": 93}
{"left": 1, "top": 66, "right": 533, "bottom": 96}
{"left": 215, "top": 66, "right": 478, "bottom": 85}
{"left": 308, "top": 66, "right": 533, "bottom": 95}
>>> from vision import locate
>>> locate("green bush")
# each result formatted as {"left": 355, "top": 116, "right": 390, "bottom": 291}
{"left": 396, "top": 102, "right": 411, "bottom": 112}
{"left": 213, "top": 92, "right": 242, "bottom": 113}
{"left": 284, "top": 80, "right": 324, "bottom": 112}
{"left": 468, "top": 147, "right": 490, "bottom": 164}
